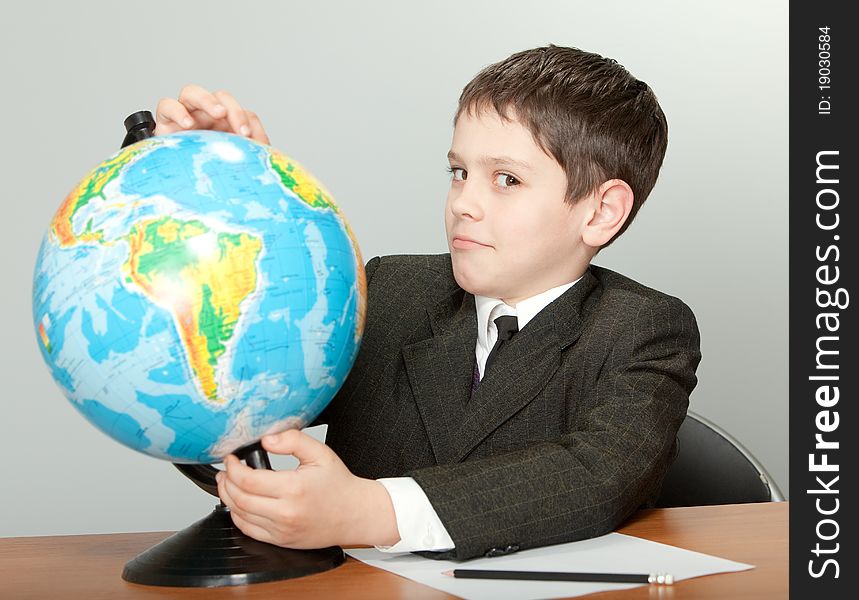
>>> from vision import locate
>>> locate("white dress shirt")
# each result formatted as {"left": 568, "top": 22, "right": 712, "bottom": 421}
{"left": 375, "top": 276, "right": 584, "bottom": 552}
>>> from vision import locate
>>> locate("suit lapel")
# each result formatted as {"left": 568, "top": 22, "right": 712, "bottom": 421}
{"left": 402, "top": 289, "right": 477, "bottom": 465}
{"left": 403, "top": 267, "right": 601, "bottom": 465}
{"left": 452, "top": 319, "right": 561, "bottom": 461}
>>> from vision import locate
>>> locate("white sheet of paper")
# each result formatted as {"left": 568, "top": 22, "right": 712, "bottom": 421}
{"left": 345, "top": 532, "right": 753, "bottom": 600}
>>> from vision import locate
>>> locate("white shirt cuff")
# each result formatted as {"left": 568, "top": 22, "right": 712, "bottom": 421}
{"left": 374, "top": 477, "right": 455, "bottom": 553}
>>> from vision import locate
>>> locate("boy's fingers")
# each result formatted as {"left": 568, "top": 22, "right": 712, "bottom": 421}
{"left": 218, "top": 470, "right": 269, "bottom": 526}
{"left": 230, "top": 511, "right": 275, "bottom": 544}
{"left": 222, "top": 475, "right": 282, "bottom": 518}
{"left": 224, "top": 455, "right": 293, "bottom": 498}
{"left": 246, "top": 110, "right": 270, "bottom": 145}
{"left": 261, "top": 429, "right": 332, "bottom": 466}
{"left": 155, "top": 97, "right": 194, "bottom": 133}
{"left": 152, "top": 85, "right": 266, "bottom": 141}
{"left": 153, "top": 121, "right": 179, "bottom": 137}
{"left": 214, "top": 90, "right": 251, "bottom": 136}
{"left": 178, "top": 83, "right": 228, "bottom": 121}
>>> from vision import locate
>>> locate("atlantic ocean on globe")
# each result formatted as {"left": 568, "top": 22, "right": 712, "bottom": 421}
{"left": 32, "top": 130, "right": 366, "bottom": 464}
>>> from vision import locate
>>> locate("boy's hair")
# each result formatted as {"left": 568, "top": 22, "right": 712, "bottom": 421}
{"left": 454, "top": 44, "right": 668, "bottom": 246}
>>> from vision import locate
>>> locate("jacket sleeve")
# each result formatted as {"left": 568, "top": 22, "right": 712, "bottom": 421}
{"left": 406, "top": 295, "right": 701, "bottom": 561}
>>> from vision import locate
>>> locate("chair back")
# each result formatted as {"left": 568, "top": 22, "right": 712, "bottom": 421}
{"left": 655, "top": 411, "right": 784, "bottom": 508}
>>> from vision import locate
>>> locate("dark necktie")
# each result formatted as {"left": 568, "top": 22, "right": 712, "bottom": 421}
{"left": 483, "top": 315, "right": 519, "bottom": 378}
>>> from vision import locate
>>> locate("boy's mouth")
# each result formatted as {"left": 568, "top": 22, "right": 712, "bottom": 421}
{"left": 452, "top": 236, "right": 492, "bottom": 250}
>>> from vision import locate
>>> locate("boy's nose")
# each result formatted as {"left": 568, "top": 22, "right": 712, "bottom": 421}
{"left": 450, "top": 185, "right": 485, "bottom": 220}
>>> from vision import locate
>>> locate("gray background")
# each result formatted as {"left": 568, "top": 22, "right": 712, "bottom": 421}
{"left": 0, "top": 0, "right": 787, "bottom": 537}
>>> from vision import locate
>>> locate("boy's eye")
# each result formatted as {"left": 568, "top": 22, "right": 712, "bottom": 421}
{"left": 494, "top": 173, "right": 520, "bottom": 188}
{"left": 445, "top": 167, "right": 519, "bottom": 188}
{"left": 446, "top": 166, "right": 466, "bottom": 181}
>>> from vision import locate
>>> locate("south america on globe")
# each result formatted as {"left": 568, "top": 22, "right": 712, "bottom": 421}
{"left": 32, "top": 130, "right": 367, "bottom": 464}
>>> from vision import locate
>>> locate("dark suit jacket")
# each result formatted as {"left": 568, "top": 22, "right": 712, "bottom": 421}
{"left": 317, "top": 253, "right": 701, "bottom": 560}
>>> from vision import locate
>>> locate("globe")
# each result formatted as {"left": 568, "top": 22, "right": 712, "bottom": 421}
{"left": 32, "top": 130, "right": 366, "bottom": 465}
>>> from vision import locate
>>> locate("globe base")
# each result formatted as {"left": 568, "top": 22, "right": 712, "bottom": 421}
{"left": 122, "top": 503, "right": 344, "bottom": 587}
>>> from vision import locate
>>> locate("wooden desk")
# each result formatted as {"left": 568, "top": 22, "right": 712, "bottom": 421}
{"left": 0, "top": 502, "right": 787, "bottom": 599}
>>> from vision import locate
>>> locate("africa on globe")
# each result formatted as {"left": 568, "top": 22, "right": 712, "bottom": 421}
{"left": 32, "top": 130, "right": 366, "bottom": 464}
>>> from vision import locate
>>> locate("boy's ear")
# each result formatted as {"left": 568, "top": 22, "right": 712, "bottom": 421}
{"left": 581, "top": 179, "right": 634, "bottom": 249}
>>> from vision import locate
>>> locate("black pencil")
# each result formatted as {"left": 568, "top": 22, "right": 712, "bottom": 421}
{"left": 442, "top": 569, "right": 674, "bottom": 585}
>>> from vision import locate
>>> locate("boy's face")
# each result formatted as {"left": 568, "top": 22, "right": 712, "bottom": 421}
{"left": 444, "top": 108, "right": 594, "bottom": 306}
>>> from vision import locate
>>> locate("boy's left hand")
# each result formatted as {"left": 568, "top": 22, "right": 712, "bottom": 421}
{"left": 216, "top": 429, "right": 400, "bottom": 549}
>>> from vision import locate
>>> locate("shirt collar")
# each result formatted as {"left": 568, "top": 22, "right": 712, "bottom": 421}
{"left": 474, "top": 275, "right": 584, "bottom": 348}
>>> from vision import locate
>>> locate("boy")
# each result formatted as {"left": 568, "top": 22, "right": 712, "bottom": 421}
{"left": 150, "top": 44, "right": 701, "bottom": 561}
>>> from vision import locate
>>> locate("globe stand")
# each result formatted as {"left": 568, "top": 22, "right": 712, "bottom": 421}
{"left": 122, "top": 442, "right": 344, "bottom": 587}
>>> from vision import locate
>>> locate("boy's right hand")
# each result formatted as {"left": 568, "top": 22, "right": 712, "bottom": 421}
{"left": 154, "top": 84, "right": 271, "bottom": 145}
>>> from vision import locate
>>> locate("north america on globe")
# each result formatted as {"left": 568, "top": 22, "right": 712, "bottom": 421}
{"left": 32, "top": 130, "right": 366, "bottom": 464}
